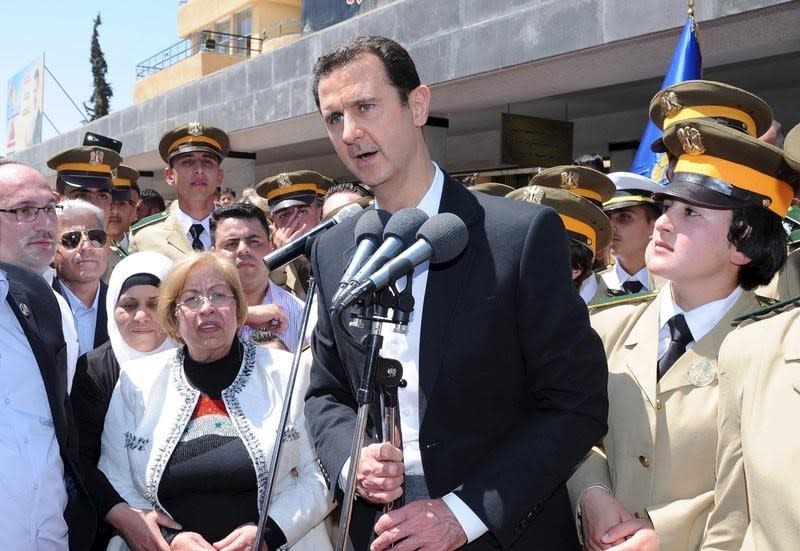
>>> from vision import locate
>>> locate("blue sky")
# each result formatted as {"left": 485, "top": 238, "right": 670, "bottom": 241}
{"left": 1, "top": 1, "right": 178, "bottom": 155}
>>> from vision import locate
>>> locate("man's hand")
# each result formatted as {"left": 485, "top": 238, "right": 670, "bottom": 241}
{"left": 579, "top": 487, "right": 633, "bottom": 550}
{"left": 604, "top": 518, "right": 658, "bottom": 551}
{"left": 355, "top": 442, "right": 404, "bottom": 504}
{"left": 106, "top": 503, "right": 180, "bottom": 551}
{"left": 272, "top": 210, "right": 308, "bottom": 249}
{"left": 170, "top": 532, "right": 215, "bottom": 550}
{"left": 371, "top": 499, "right": 467, "bottom": 551}
{"left": 213, "top": 523, "right": 266, "bottom": 551}
{"left": 246, "top": 304, "right": 288, "bottom": 335}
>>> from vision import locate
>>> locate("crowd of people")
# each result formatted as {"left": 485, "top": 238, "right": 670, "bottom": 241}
{"left": 1, "top": 34, "right": 799, "bottom": 551}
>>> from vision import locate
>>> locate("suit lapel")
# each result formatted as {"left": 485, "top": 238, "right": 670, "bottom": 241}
{"left": 93, "top": 282, "right": 108, "bottom": 348}
{"left": 659, "top": 291, "right": 761, "bottom": 393}
{"left": 418, "top": 177, "right": 481, "bottom": 424}
{"left": 623, "top": 298, "right": 660, "bottom": 408}
{"left": 164, "top": 211, "right": 193, "bottom": 255}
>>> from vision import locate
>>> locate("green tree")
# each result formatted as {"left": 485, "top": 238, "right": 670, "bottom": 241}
{"left": 84, "top": 12, "right": 113, "bottom": 121}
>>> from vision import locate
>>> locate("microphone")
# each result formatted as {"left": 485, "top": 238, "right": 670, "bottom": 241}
{"left": 263, "top": 202, "right": 362, "bottom": 271}
{"left": 335, "top": 212, "right": 468, "bottom": 311}
{"left": 333, "top": 208, "right": 429, "bottom": 306}
{"left": 331, "top": 209, "right": 392, "bottom": 305}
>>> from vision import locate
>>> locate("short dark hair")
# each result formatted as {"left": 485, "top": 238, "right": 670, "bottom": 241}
{"left": 570, "top": 242, "right": 595, "bottom": 289}
{"left": 573, "top": 154, "right": 607, "bottom": 174}
{"left": 138, "top": 188, "right": 165, "bottom": 212}
{"left": 210, "top": 202, "right": 271, "bottom": 244}
{"left": 220, "top": 186, "right": 236, "bottom": 198}
{"left": 324, "top": 182, "right": 373, "bottom": 200}
{"left": 312, "top": 36, "right": 421, "bottom": 109}
{"left": 249, "top": 330, "right": 289, "bottom": 351}
{"left": 729, "top": 206, "right": 788, "bottom": 290}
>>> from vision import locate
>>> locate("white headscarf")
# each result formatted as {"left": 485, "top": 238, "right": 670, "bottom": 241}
{"left": 106, "top": 251, "right": 176, "bottom": 365}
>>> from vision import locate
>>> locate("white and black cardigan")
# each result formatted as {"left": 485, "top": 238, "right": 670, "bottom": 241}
{"left": 99, "top": 342, "right": 333, "bottom": 550}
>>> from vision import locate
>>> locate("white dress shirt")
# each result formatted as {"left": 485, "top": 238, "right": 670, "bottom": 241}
{"left": 174, "top": 207, "right": 212, "bottom": 250}
{"left": 58, "top": 281, "right": 101, "bottom": 356}
{"left": 657, "top": 282, "right": 743, "bottom": 358}
{"left": 601, "top": 261, "right": 651, "bottom": 292}
{"left": 41, "top": 268, "right": 78, "bottom": 393}
{"left": 0, "top": 270, "right": 69, "bottom": 550}
{"left": 340, "top": 163, "right": 488, "bottom": 542}
{"left": 579, "top": 273, "right": 600, "bottom": 304}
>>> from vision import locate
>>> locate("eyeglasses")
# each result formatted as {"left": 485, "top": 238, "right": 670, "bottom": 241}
{"left": 175, "top": 291, "right": 235, "bottom": 311}
{"left": 0, "top": 204, "right": 61, "bottom": 223}
{"left": 59, "top": 229, "right": 108, "bottom": 250}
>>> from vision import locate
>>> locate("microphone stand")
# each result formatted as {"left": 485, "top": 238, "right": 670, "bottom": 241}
{"left": 254, "top": 277, "right": 318, "bottom": 549}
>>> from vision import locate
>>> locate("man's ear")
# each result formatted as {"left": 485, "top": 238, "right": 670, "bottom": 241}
{"left": 409, "top": 84, "right": 430, "bottom": 128}
{"left": 164, "top": 166, "right": 176, "bottom": 187}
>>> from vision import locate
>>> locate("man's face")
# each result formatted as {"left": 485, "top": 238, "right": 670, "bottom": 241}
{"left": 55, "top": 212, "right": 109, "bottom": 285}
{"left": 213, "top": 216, "right": 272, "bottom": 296}
{"left": 608, "top": 206, "right": 656, "bottom": 264}
{"left": 0, "top": 164, "right": 60, "bottom": 272}
{"left": 165, "top": 152, "right": 224, "bottom": 205}
{"left": 273, "top": 203, "right": 321, "bottom": 232}
{"left": 107, "top": 192, "right": 138, "bottom": 240}
{"left": 219, "top": 192, "right": 235, "bottom": 206}
{"left": 62, "top": 187, "right": 112, "bottom": 220}
{"left": 322, "top": 191, "right": 364, "bottom": 219}
{"left": 318, "top": 53, "right": 428, "bottom": 191}
{"left": 136, "top": 200, "right": 158, "bottom": 221}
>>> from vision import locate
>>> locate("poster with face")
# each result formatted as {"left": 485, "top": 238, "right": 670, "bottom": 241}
{"left": 5, "top": 55, "right": 44, "bottom": 153}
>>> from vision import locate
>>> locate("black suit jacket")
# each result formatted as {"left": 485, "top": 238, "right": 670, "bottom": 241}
{"left": 305, "top": 175, "right": 608, "bottom": 549}
{"left": 2, "top": 261, "right": 96, "bottom": 550}
{"left": 53, "top": 278, "right": 109, "bottom": 349}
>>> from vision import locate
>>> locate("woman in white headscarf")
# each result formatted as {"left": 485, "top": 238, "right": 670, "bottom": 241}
{"left": 71, "top": 251, "right": 177, "bottom": 551}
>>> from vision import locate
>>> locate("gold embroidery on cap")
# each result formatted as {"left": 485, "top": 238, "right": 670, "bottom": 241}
{"left": 660, "top": 91, "right": 682, "bottom": 117}
{"left": 677, "top": 126, "right": 706, "bottom": 155}
{"left": 277, "top": 174, "right": 293, "bottom": 188}
{"left": 522, "top": 186, "right": 545, "bottom": 204}
{"left": 89, "top": 149, "right": 104, "bottom": 165}
{"left": 188, "top": 122, "right": 203, "bottom": 136}
{"left": 560, "top": 171, "right": 579, "bottom": 190}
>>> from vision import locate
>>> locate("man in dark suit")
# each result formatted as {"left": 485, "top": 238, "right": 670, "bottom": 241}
{"left": 0, "top": 260, "right": 96, "bottom": 549}
{"left": 304, "top": 36, "right": 608, "bottom": 550}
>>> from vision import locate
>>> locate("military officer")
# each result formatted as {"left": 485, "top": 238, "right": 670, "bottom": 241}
{"left": 256, "top": 170, "right": 332, "bottom": 299}
{"left": 101, "top": 164, "right": 139, "bottom": 282}
{"left": 600, "top": 172, "right": 663, "bottom": 294}
{"left": 47, "top": 145, "right": 122, "bottom": 220}
{"left": 507, "top": 184, "right": 612, "bottom": 304}
{"left": 128, "top": 122, "right": 229, "bottom": 259}
{"left": 568, "top": 118, "right": 796, "bottom": 551}
{"left": 702, "top": 123, "right": 800, "bottom": 551}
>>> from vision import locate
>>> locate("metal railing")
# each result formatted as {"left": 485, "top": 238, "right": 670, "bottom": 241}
{"left": 135, "top": 30, "right": 263, "bottom": 79}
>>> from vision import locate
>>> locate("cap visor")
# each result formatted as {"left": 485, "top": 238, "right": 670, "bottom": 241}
{"left": 59, "top": 174, "right": 113, "bottom": 190}
{"left": 271, "top": 197, "right": 314, "bottom": 213}
{"left": 168, "top": 145, "right": 223, "bottom": 162}
{"left": 652, "top": 178, "right": 748, "bottom": 210}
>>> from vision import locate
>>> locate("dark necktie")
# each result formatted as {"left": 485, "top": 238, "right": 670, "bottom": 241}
{"left": 189, "top": 224, "right": 205, "bottom": 251}
{"left": 622, "top": 280, "right": 644, "bottom": 294}
{"left": 657, "top": 313, "right": 693, "bottom": 380}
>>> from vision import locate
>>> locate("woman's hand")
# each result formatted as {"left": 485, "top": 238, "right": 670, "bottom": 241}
{"left": 213, "top": 523, "right": 267, "bottom": 551}
{"left": 105, "top": 503, "right": 181, "bottom": 551}
{"left": 579, "top": 487, "right": 633, "bottom": 550}
{"left": 170, "top": 531, "right": 215, "bottom": 550}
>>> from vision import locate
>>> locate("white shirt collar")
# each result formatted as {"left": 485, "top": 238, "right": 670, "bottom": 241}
{"left": 579, "top": 273, "right": 599, "bottom": 304}
{"left": 0, "top": 269, "right": 8, "bottom": 303}
{"left": 40, "top": 266, "right": 56, "bottom": 286}
{"left": 613, "top": 262, "right": 650, "bottom": 289}
{"left": 373, "top": 162, "right": 444, "bottom": 216}
{"left": 174, "top": 207, "right": 212, "bottom": 236}
{"left": 59, "top": 280, "right": 101, "bottom": 312}
{"left": 658, "top": 282, "right": 743, "bottom": 344}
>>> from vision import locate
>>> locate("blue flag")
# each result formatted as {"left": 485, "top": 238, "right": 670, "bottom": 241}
{"left": 630, "top": 15, "right": 702, "bottom": 183}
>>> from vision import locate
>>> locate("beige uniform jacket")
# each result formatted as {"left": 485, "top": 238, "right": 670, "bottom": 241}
{"left": 568, "top": 289, "right": 760, "bottom": 550}
{"left": 702, "top": 307, "right": 800, "bottom": 551}
{"left": 128, "top": 210, "right": 192, "bottom": 261}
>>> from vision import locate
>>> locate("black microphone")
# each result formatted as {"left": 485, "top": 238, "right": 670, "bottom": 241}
{"left": 334, "top": 208, "right": 429, "bottom": 306}
{"left": 331, "top": 209, "right": 392, "bottom": 305}
{"left": 263, "top": 203, "right": 362, "bottom": 271}
{"left": 335, "top": 213, "right": 468, "bottom": 311}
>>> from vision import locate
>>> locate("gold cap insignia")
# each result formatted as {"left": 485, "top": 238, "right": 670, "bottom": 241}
{"left": 660, "top": 90, "right": 682, "bottom": 117}
{"left": 677, "top": 126, "right": 706, "bottom": 155}
{"left": 19, "top": 303, "right": 30, "bottom": 317}
{"left": 560, "top": 171, "right": 579, "bottom": 190}
{"left": 522, "top": 186, "right": 545, "bottom": 205}
{"left": 277, "top": 173, "right": 292, "bottom": 188}
{"left": 89, "top": 149, "right": 104, "bottom": 165}
{"left": 187, "top": 122, "right": 203, "bottom": 136}
{"left": 111, "top": 168, "right": 118, "bottom": 178}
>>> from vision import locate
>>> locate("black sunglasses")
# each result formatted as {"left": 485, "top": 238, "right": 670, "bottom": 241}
{"left": 59, "top": 229, "right": 108, "bottom": 250}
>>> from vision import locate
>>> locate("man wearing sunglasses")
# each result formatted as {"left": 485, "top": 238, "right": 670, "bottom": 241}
{"left": 53, "top": 199, "right": 110, "bottom": 356}
{"left": 0, "top": 160, "right": 95, "bottom": 549}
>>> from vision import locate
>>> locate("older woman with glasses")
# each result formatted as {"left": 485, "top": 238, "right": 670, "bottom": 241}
{"left": 99, "top": 252, "right": 331, "bottom": 551}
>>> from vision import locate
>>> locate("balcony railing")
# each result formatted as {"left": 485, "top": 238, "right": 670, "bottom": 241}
{"left": 135, "top": 30, "right": 263, "bottom": 79}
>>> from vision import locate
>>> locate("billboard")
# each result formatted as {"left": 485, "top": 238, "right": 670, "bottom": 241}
{"left": 5, "top": 55, "right": 45, "bottom": 154}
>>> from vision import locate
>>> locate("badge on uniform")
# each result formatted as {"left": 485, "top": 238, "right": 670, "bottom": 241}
{"left": 19, "top": 303, "right": 30, "bottom": 318}
{"left": 687, "top": 359, "right": 716, "bottom": 387}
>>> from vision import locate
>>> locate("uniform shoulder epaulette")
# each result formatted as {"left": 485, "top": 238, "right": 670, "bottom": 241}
{"left": 129, "top": 211, "right": 168, "bottom": 234}
{"left": 733, "top": 294, "right": 800, "bottom": 324}
{"left": 588, "top": 289, "right": 658, "bottom": 311}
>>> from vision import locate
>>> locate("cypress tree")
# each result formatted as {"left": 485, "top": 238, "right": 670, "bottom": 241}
{"left": 84, "top": 12, "right": 113, "bottom": 121}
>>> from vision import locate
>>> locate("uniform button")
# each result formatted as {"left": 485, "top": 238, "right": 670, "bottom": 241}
{"left": 655, "top": 399, "right": 662, "bottom": 410}
{"left": 639, "top": 455, "right": 650, "bottom": 468}
{"left": 34, "top": 484, "right": 39, "bottom": 490}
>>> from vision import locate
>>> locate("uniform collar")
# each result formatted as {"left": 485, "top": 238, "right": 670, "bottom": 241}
{"left": 658, "top": 281, "right": 743, "bottom": 344}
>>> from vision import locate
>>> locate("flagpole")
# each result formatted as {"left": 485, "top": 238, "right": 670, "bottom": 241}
{"left": 688, "top": 0, "right": 694, "bottom": 17}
